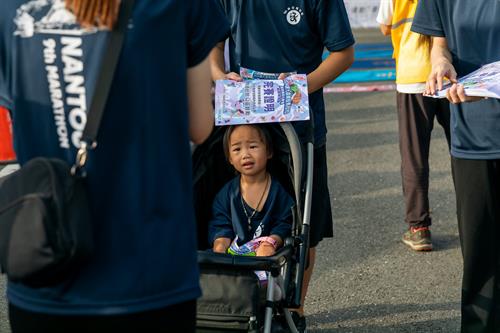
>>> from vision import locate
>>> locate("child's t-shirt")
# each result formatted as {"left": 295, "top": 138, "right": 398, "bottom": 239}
{"left": 219, "top": 0, "right": 355, "bottom": 146}
{"left": 209, "top": 175, "right": 294, "bottom": 246}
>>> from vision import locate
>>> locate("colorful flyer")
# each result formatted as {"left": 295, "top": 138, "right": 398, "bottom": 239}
{"left": 428, "top": 60, "right": 500, "bottom": 99}
{"left": 214, "top": 74, "right": 310, "bottom": 126}
{"left": 226, "top": 236, "right": 270, "bottom": 282}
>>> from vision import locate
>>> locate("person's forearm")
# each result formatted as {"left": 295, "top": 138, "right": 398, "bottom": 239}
{"left": 426, "top": 37, "right": 457, "bottom": 94}
{"left": 209, "top": 42, "right": 226, "bottom": 81}
{"left": 213, "top": 237, "right": 231, "bottom": 253}
{"left": 430, "top": 37, "right": 452, "bottom": 68}
{"left": 187, "top": 57, "right": 213, "bottom": 144}
{"left": 429, "top": 37, "right": 481, "bottom": 103}
{"left": 379, "top": 24, "right": 391, "bottom": 36}
{"left": 307, "top": 46, "right": 354, "bottom": 94}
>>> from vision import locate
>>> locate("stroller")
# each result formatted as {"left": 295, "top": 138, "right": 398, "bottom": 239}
{"left": 192, "top": 121, "right": 314, "bottom": 333}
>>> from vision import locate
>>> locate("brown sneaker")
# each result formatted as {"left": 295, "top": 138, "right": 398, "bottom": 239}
{"left": 402, "top": 227, "right": 433, "bottom": 251}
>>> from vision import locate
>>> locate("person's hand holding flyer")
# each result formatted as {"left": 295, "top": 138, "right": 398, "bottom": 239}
{"left": 214, "top": 67, "right": 310, "bottom": 125}
{"left": 425, "top": 60, "right": 500, "bottom": 100}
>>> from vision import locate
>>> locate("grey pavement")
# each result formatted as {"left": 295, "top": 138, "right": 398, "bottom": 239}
{"left": 0, "top": 30, "right": 461, "bottom": 332}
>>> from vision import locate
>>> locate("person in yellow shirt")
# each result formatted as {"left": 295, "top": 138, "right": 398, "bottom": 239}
{"left": 377, "top": 0, "right": 450, "bottom": 251}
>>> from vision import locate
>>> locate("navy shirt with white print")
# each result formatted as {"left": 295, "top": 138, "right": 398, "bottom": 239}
{"left": 0, "top": 0, "right": 229, "bottom": 315}
{"left": 220, "top": 0, "right": 355, "bottom": 146}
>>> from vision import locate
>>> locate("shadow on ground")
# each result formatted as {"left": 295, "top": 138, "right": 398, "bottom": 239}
{"left": 308, "top": 302, "right": 460, "bottom": 333}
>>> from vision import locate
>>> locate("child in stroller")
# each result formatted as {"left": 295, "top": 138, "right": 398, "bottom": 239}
{"left": 209, "top": 124, "right": 294, "bottom": 259}
{"left": 193, "top": 121, "right": 314, "bottom": 333}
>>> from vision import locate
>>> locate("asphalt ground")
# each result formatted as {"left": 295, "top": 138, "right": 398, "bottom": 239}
{"left": 0, "top": 30, "right": 462, "bottom": 332}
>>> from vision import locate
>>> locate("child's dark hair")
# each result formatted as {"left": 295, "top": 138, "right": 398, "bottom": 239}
{"left": 222, "top": 125, "right": 273, "bottom": 160}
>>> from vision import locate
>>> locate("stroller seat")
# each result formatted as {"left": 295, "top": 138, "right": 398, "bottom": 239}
{"left": 193, "top": 123, "right": 314, "bottom": 333}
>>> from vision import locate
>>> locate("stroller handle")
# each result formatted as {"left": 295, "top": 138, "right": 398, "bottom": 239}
{"left": 198, "top": 245, "right": 294, "bottom": 275}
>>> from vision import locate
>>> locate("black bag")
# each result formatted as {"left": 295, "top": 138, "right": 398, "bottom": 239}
{"left": 0, "top": 0, "right": 134, "bottom": 287}
{"left": 0, "top": 158, "right": 92, "bottom": 286}
{"left": 197, "top": 267, "right": 263, "bottom": 332}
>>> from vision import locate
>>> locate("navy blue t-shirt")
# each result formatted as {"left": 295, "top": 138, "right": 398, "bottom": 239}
{"left": 0, "top": 0, "right": 229, "bottom": 315}
{"left": 209, "top": 176, "right": 294, "bottom": 246}
{"left": 220, "top": 0, "right": 355, "bottom": 146}
{"left": 412, "top": 0, "right": 500, "bottom": 160}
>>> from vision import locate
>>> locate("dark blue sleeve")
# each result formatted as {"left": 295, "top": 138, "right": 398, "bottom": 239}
{"left": 208, "top": 185, "right": 236, "bottom": 245}
{"left": 0, "top": 1, "right": 12, "bottom": 110}
{"left": 269, "top": 185, "right": 294, "bottom": 241}
{"left": 186, "top": 0, "right": 230, "bottom": 67}
{"left": 315, "top": 0, "right": 355, "bottom": 52}
{"left": 411, "top": 0, "right": 445, "bottom": 37}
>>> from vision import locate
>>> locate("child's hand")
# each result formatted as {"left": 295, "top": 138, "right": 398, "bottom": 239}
{"left": 213, "top": 237, "right": 231, "bottom": 253}
{"left": 256, "top": 242, "right": 276, "bottom": 257}
{"left": 213, "top": 245, "right": 228, "bottom": 253}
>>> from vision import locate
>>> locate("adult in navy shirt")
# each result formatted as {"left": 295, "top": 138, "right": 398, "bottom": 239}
{"left": 209, "top": 0, "right": 354, "bottom": 329}
{"left": 0, "top": 0, "right": 229, "bottom": 331}
{"left": 412, "top": 1, "right": 500, "bottom": 332}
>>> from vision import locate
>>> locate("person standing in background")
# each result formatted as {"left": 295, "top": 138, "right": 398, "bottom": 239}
{"left": 377, "top": 0, "right": 450, "bottom": 252}
{"left": 412, "top": 0, "right": 500, "bottom": 331}
{"left": 210, "top": 1, "right": 355, "bottom": 331}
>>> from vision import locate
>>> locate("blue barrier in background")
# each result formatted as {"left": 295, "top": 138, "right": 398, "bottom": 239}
{"left": 325, "top": 43, "right": 396, "bottom": 83}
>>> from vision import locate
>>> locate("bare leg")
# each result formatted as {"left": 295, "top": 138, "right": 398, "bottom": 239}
{"left": 296, "top": 247, "right": 316, "bottom": 316}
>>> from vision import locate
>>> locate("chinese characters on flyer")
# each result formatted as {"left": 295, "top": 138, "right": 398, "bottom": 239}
{"left": 215, "top": 67, "right": 310, "bottom": 126}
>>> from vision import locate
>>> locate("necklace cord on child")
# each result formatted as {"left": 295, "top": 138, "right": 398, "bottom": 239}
{"left": 241, "top": 174, "right": 270, "bottom": 232}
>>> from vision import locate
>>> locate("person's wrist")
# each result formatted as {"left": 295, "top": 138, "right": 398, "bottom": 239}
{"left": 435, "top": 58, "right": 452, "bottom": 69}
{"left": 212, "top": 68, "right": 226, "bottom": 81}
{"left": 215, "top": 73, "right": 226, "bottom": 81}
{"left": 259, "top": 236, "right": 278, "bottom": 249}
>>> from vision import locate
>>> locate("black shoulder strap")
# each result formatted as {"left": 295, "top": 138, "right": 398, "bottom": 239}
{"left": 81, "top": 0, "right": 135, "bottom": 144}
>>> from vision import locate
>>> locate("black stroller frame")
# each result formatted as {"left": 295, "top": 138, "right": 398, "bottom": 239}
{"left": 193, "top": 122, "right": 314, "bottom": 333}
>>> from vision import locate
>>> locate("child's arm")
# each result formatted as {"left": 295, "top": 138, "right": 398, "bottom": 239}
{"left": 306, "top": 46, "right": 354, "bottom": 94}
{"left": 209, "top": 41, "right": 242, "bottom": 82}
{"left": 213, "top": 237, "right": 232, "bottom": 253}
{"left": 256, "top": 235, "right": 282, "bottom": 257}
{"left": 267, "top": 192, "right": 294, "bottom": 249}
{"left": 208, "top": 182, "right": 236, "bottom": 250}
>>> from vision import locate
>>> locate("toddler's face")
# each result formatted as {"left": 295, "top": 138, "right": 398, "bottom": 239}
{"left": 228, "top": 125, "right": 271, "bottom": 177}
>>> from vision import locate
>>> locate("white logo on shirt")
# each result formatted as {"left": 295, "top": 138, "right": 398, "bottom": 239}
{"left": 14, "top": 0, "right": 97, "bottom": 38}
{"left": 283, "top": 7, "right": 303, "bottom": 25}
{"left": 43, "top": 37, "right": 89, "bottom": 149}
